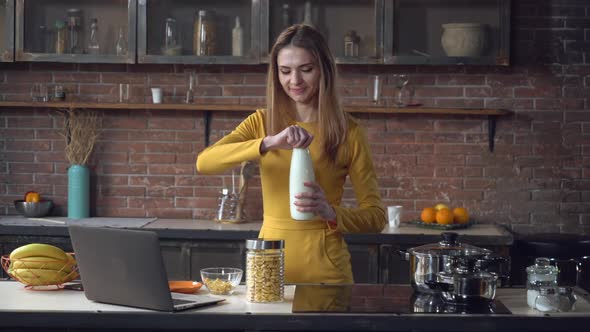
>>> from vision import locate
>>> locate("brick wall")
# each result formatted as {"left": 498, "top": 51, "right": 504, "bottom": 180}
{"left": 1, "top": 0, "right": 589, "bottom": 235}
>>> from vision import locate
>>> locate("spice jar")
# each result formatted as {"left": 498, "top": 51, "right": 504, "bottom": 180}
{"left": 526, "top": 257, "right": 558, "bottom": 309}
{"left": 246, "top": 239, "right": 284, "bottom": 303}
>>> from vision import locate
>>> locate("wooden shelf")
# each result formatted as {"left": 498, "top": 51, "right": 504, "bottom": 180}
{"left": 0, "top": 101, "right": 510, "bottom": 115}
{"left": 0, "top": 101, "right": 511, "bottom": 152}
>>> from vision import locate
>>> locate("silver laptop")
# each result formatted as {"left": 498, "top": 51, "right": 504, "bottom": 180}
{"left": 68, "top": 225, "right": 225, "bottom": 312}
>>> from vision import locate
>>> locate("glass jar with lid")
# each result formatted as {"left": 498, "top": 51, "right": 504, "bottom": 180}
{"left": 193, "top": 10, "right": 217, "bottom": 56}
{"left": 245, "top": 239, "right": 284, "bottom": 303}
{"left": 526, "top": 257, "right": 558, "bottom": 309}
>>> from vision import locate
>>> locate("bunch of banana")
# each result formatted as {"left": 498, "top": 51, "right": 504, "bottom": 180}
{"left": 8, "top": 243, "right": 78, "bottom": 286}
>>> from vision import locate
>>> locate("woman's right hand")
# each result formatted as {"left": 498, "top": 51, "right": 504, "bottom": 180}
{"left": 261, "top": 125, "right": 313, "bottom": 152}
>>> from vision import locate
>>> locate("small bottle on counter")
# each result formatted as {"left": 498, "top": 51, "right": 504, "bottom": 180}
{"left": 246, "top": 239, "right": 285, "bottom": 303}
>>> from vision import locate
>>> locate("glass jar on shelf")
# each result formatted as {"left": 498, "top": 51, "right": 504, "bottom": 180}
{"left": 163, "top": 18, "right": 181, "bottom": 56}
{"left": 54, "top": 20, "right": 67, "bottom": 55}
{"left": 193, "top": 10, "right": 216, "bottom": 56}
{"left": 66, "top": 8, "right": 82, "bottom": 54}
{"left": 87, "top": 18, "right": 100, "bottom": 55}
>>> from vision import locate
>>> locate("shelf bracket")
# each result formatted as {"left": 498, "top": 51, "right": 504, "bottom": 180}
{"left": 204, "top": 111, "right": 212, "bottom": 147}
{"left": 487, "top": 115, "right": 497, "bottom": 152}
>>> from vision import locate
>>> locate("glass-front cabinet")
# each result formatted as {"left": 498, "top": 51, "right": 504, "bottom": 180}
{"left": 384, "top": 0, "right": 510, "bottom": 65}
{"left": 0, "top": 0, "right": 14, "bottom": 62}
{"left": 15, "top": 0, "right": 137, "bottom": 63}
{"left": 137, "top": 0, "right": 261, "bottom": 64}
{"left": 261, "top": 0, "right": 384, "bottom": 64}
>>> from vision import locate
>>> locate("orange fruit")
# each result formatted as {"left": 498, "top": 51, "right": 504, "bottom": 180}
{"left": 24, "top": 191, "right": 41, "bottom": 203}
{"left": 420, "top": 207, "right": 437, "bottom": 223}
{"left": 436, "top": 208, "right": 454, "bottom": 225}
{"left": 453, "top": 207, "right": 470, "bottom": 224}
{"left": 434, "top": 203, "right": 450, "bottom": 211}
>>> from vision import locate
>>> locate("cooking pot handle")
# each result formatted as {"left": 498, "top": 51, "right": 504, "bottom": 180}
{"left": 425, "top": 280, "right": 453, "bottom": 292}
{"left": 398, "top": 250, "right": 410, "bottom": 261}
{"left": 440, "top": 232, "right": 459, "bottom": 245}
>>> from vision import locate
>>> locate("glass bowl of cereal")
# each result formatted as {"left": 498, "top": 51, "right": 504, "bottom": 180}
{"left": 200, "top": 267, "right": 243, "bottom": 295}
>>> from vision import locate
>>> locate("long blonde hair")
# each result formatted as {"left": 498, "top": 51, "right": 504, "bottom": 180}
{"left": 266, "top": 24, "right": 347, "bottom": 163}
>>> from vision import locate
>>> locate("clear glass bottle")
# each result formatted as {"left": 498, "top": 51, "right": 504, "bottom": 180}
{"left": 526, "top": 257, "right": 559, "bottom": 309}
{"left": 55, "top": 20, "right": 67, "bottom": 55}
{"left": 302, "top": 1, "right": 314, "bottom": 27}
{"left": 115, "top": 27, "right": 128, "bottom": 56}
{"left": 246, "top": 239, "right": 285, "bottom": 303}
{"left": 87, "top": 18, "right": 100, "bottom": 55}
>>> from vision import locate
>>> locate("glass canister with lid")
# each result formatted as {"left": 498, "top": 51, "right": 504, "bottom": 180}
{"left": 245, "top": 239, "right": 285, "bottom": 303}
{"left": 526, "top": 257, "right": 558, "bottom": 309}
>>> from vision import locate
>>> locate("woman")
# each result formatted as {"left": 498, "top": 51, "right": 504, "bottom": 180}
{"left": 197, "top": 24, "right": 385, "bottom": 284}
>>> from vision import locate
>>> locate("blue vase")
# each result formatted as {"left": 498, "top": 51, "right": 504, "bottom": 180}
{"left": 68, "top": 164, "right": 90, "bottom": 219}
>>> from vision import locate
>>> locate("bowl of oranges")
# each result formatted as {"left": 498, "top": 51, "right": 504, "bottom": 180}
{"left": 413, "top": 203, "right": 472, "bottom": 229}
{"left": 14, "top": 191, "right": 53, "bottom": 218}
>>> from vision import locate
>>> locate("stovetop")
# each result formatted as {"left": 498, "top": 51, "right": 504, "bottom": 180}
{"left": 291, "top": 284, "right": 511, "bottom": 314}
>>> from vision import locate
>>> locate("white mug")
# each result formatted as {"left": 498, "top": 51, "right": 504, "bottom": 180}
{"left": 387, "top": 205, "right": 403, "bottom": 228}
{"left": 151, "top": 88, "right": 162, "bottom": 104}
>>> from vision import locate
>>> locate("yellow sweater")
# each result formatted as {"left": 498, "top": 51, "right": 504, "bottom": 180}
{"left": 197, "top": 110, "right": 386, "bottom": 283}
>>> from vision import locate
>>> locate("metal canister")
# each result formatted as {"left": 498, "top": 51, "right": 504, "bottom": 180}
{"left": 245, "top": 239, "right": 284, "bottom": 303}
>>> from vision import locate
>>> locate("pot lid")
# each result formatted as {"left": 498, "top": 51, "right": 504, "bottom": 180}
{"left": 407, "top": 232, "right": 492, "bottom": 257}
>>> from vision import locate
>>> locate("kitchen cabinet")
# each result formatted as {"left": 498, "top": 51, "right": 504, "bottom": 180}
{"left": 15, "top": 0, "right": 136, "bottom": 63}
{"left": 0, "top": 234, "right": 379, "bottom": 284}
{"left": 261, "top": 0, "right": 384, "bottom": 64}
{"left": 137, "top": 0, "right": 261, "bottom": 64}
{"left": 5, "top": 0, "right": 510, "bottom": 65}
{"left": 384, "top": 0, "right": 510, "bottom": 65}
{"left": 0, "top": 0, "right": 14, "bottom": 62}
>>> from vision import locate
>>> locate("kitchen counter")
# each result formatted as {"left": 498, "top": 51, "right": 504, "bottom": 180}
{"left": 0, "top": 281, "right": 588, "bottom": 332}
{"left": 0, "top": 216, "right": 513, "bottom": 245}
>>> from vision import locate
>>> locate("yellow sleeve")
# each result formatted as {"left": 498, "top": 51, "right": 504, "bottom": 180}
{"left": 196, "top": 110, "right": 266, "bottom": 174}
{"left": 333, "top": 123, "right": 386, "bottom": 233}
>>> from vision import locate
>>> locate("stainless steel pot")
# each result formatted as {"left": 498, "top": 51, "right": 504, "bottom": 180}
{"left": 399, "top": 232, "right": 493, "bottom": 293}
{"left": 427, "top": 269, "right": 498, "bottom": 303}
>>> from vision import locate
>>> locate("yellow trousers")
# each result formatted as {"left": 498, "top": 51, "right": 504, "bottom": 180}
{"left": 259, "top": 217, "right": 353, "bottom": 284}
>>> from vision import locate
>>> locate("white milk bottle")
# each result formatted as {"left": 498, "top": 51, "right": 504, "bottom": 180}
{"left": 289, "top": 148, "right": 316, "bottom": 221}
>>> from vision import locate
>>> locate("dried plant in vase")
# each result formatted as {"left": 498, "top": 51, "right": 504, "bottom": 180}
{"left": 57, "top": 108, "right": 101, "bottom": 219}
{"left": 58, "top": 108, "right": 101, "bottom": 166}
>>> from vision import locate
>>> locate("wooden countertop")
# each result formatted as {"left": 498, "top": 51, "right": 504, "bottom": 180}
{"left": 0, "top": 281, "right": 588, "bottom": 331}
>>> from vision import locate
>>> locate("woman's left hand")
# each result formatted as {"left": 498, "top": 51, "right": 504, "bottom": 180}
{"left": 294, "top": 182, "right": 336, "bottom": 221}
